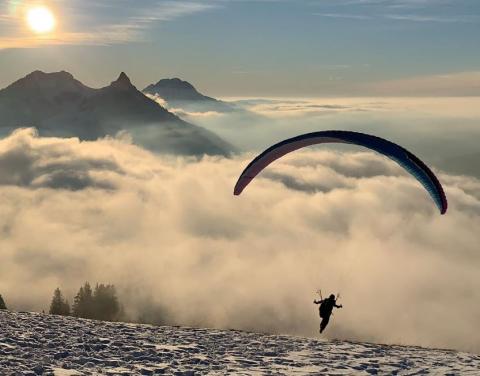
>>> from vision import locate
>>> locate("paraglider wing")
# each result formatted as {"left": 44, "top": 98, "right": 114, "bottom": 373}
{"left": 234, "top": 130, "right": 447, "bottom": 214}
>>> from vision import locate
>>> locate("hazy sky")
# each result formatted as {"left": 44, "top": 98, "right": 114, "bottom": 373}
{"left": 1, "top": 0, "right": 479, "bottom": 95}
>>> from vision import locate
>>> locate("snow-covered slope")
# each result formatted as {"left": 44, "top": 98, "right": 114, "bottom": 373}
{"left": 1, "top": 310, "right": 479, "bottom": 375}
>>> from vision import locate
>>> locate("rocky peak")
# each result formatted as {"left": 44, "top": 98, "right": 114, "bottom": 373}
{"left": 110, "top": 72, "right": 134, "bottom": 90}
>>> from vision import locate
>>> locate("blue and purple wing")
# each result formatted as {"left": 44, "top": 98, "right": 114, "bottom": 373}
{"left": 234, "top": 130, "right": 447, "bottom": 214}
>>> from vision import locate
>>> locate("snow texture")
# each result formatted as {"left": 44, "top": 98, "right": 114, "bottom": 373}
{"left": 1, "top": 310, "right": 479, "bottom": 375}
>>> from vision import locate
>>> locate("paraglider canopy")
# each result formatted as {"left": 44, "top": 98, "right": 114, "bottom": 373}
{"left": 234, "top": 130, "right": 447, "bottom": 214}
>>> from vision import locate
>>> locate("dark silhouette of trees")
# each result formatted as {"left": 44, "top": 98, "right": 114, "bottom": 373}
{"left": 72, "top": 282, "right": 120, "bottom": 321}
{"left": 72, "top": 282, "right": 94, "bottom": 319}
{"left": 92, "top": 284, "right": 120, "bottom": 321}
{"left": 41, "top": 281, "right": 179, "bottom": 325}
{"left": 49, "top": 288, "right": 70, "bottom": 316}
{"left": 0, "top": 294, "right": 7, "bottom": 310}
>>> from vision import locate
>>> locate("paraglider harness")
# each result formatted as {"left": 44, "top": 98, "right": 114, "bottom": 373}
{"left": 319, "top": 300, "right": 329, "bottom": 318}
{"left": 316, "top": 290, "right": 340, "bottom": 318}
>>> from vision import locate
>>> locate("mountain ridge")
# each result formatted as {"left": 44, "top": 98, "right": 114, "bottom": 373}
{"left": 143, "top": 77, "right": 234, "bottom": 113}
{"left": 0, "top": 71, "right": 234, "bottom": 156}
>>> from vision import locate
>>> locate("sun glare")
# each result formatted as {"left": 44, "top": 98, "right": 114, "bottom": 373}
{"left": 26, "top": 6, "right": 56, "bottom": 34}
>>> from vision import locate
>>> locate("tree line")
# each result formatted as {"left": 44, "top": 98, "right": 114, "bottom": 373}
{"left": 49, "top": 282, "right": 122, "bottom": 321}
{"left": 1, "top": 285, "right": 167, "bottom": 326}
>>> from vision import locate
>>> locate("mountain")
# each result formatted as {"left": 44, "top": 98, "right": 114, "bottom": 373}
{"left": 0, "top": 70, "right": 94, "bottom": 127}
{"left": 0, "top": 71, "right": 234, "bottom": 156}
{"left": 143, "top": 78, "right": 234, "bottom": 113}
{"left": 1, "top": 310, "right": 479, "bottom": 374}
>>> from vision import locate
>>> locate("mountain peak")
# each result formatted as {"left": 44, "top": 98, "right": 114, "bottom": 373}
{"left": 118, "top": 72, "right": 131, "bottom": 83}
{"left": 19, "top": 70, "right": 76, "bottom": 85}
{"left": 142, "top": 78, "right": 210, "bottom": 102}
{"left": 142, "top": 77, "right": 233, "bottom": 113}
{"left": 110, "top": 72, "right": 134, "bottom": 90}
{"left": 156, "top": 78, "right": 196, "bottom": 91}
{"left": 2, "top": 70, "right": 91, "bottom": 98}
{"left": 25, "top": 70, "right": 74, "bottom": 80}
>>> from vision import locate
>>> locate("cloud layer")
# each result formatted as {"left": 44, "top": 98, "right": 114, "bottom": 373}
{"left": 179, "top": 97, "right": 480, "bottom": 178}
{"left": 0, "top": 128, "right": 479, "bottom": 353}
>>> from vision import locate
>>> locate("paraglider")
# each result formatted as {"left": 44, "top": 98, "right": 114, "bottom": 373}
{"left": 234, "top": 130, "right": 447, "bottom": 214}
{"left": 314, "top": 291, "right": 342, "bottom": 333}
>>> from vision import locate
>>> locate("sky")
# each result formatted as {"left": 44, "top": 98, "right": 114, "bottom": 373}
{"left": 0, "top": 0, "right": 479, "bottom": 96}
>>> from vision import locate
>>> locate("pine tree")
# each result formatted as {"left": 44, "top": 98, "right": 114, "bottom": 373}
{"left": 93, "top": 284, "right": 120, "bottom": 321}
{"left": 72, "top": 286, "right": 85, "bottom": 317}
{"left": 49, "top": 288, "right": 70, "bottom": 316}
{"left": 0, "top": 294, "right": 7, "bottom": 310}
{"left": 49, "top": 288, "right": 63, "bottom": 315}
{"left": 72, "top": 282, "right": 94, "bottom": 319}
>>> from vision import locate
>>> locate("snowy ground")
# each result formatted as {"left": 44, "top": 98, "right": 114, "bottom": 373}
{"left": 1, "top": 311, "right": 479, "bottom": 375}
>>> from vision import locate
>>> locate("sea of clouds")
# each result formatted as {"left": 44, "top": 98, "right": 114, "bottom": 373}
{"left": 0, "top": 124, "right": 479, "bottom": 353}
{"left": 175, "top": 97, "right": 480, "bottom": 178}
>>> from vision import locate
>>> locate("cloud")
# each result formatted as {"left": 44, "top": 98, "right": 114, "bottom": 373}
{"left": 238, "top": 99, "right": 355, "bottom": 116}
{"left": 0, "top": 128, "right": 122, "bottom": 190}
{"left": 165, "top": 97, "right": 480, "bottom": 186}
{"left": 263, "top": 150, "right": 403, "bottom": 194}
{"left": 313, "top": 13, "right": 373, "bottom": 20}
{"left": 364, "top": 71, "right": 480, "bottom": 96}
{"left": 384, "top": 14, "right": 477, "bottom": 22}
{"left": 312, "top": 0, "right": 479, "bottom": 24}
{"left": 182, "top": 97, "right": 480, "bottom": 179}
{"left": 170, "top": 109, "right": 224, "bottom": 118}
{"left": 146, "top": 93, "right": 169, "bottom": 108}
{"left": 314, "top": 12, "right": 477, "bottom": 23}
{"left": 145, "top": 93, "right": 224, "bottom": 118}
{"left": 0, "top": 1, "right": 217, "bottom": 49}
{"left": 0, "top": 128, "right": 479, "bottom": 353}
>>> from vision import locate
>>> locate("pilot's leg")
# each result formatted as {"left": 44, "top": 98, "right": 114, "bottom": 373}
{"left": 320, "top": 316, "right": 330, "bottom": 333}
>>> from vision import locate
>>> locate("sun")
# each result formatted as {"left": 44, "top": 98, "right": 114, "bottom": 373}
{"left": 26, "top": 6, "right": 56, "bottom": 34}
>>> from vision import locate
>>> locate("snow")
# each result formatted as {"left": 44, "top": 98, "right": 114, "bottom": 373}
{"left": 1, "top": 310, "right": 479, "bottom": 375}
{"left": 52, "top": 369, "right": 83, "bottom": 376}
